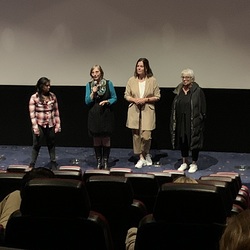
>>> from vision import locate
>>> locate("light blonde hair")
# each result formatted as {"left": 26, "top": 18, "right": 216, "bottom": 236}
{"left": 181, "top": 68, "right": 195, "bottom": 81}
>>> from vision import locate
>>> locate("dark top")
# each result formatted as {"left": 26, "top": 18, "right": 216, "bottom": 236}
{"left": 176, "top": 90, "right": 192, "bottom": 146}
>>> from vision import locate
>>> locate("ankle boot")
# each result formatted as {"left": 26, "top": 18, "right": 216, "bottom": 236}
{"left": 96, "top": 157, "right": 102, "bottom": 169}
{"left": 94, "top": 146, "right": 103, "bottom": 169}
{"left": 103, "top": 158, "right": 108, "bottom": 170}
{"left": 103, "top": 146, "right": 110, "bottom": 170}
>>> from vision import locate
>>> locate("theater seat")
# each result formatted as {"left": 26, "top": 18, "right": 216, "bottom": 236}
{"left": 124, "top": 173, "right": 160, "bottom": 213}
{"left": 82, "top": 169, "right": 110, "bottom": 183}
{"left": 147, "top": 172, "right": 174, "bottom": 186}
{"left": 134, "top": 183, "right": 228, "bottom": 250}
{"left": 7, "top": 165, "right": 30, "bottom": 173}
{"left": 53, "top": 170, "right": 83, "bottom": 181}
{"left": 4, "top": 178, "right": 114, "bottom": 250}
{"left": 109, "top": 167, "right": 132, "bottom": 176}
{"left": 86, "top": 175, "right": 147, "bottom": 250}
{"left": 200, "top": 175, "right": 248, "bottom": 212}
{"left": 197, "top": 179, "right": 234, "bottom": 216}
{"left": 0, "top": 172, "right": 25, "bottom": 202}
{"left": 162, "top": 169, "right": 185, "bottom": 180}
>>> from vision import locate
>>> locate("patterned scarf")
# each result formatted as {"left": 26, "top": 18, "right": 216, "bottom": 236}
{"left": 90, "top": 79, "right": 107, "bottom": 96}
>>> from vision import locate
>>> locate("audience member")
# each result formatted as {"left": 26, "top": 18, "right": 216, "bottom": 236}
{"left": 125, "top": 175, "right": 197, "bottom": 249}
{"left": 219, "top": 208, "right": 250, "bottom": 250}
{"left": 0, "top": 168, "right": 55, "bottom": 233}
{"left": 173, "top": 176, "right": 198, "bottom": 183}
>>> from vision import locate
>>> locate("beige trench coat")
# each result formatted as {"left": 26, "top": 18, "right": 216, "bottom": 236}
{"left": 124, "top": 76, "right": 161, "bottom": 130}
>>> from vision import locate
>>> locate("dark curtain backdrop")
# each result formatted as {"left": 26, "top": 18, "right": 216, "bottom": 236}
{"left": 1, "top": 85, "right": 250, "bottom": 153}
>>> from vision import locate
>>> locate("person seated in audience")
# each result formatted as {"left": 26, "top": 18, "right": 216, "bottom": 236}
{"left": 173, "top": 176, "right": 198, "bottom": 183}
{"left": 0, "top": 167, "right": 55, "bottom": 238}
{"left": 219, "top": 208, "right": 250, "bottom": 250}
{"left": 125, "top": 175, "right": 198, "bottom": 250}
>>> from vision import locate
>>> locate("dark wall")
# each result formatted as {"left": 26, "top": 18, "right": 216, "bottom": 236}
{"left": 1, "top": 85, "right": 250, "bottom": 153}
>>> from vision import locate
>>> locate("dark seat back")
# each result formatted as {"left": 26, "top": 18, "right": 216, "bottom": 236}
{"left": 5, "top": 178, "right": 114, "bottom": 250}
{"left": 125, "top": 173, "right": 160, "bottom": 213}
{"left": 82, "top": 169, "right": 110, "bottom": 183}
{"left": 53, "top": 169, "right": 83, "bottom": 181}
{"left": 0, "top": 172, "right": 25, "bottom": 201}
{"left": 20, "top": 178, "right": 90, "bottom": 217}
{"left": 134, "top": 183, "right": 227, "bottom": 250}
{"left": 86, "top": 175, "right": 146, "bottom": 250}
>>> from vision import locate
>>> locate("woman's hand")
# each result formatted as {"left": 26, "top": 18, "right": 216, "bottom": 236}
{"left": 99, "top": 100, "right": 109, "bottom": 106}
{"left": 133, "top": 98, "right": 147, "bottom": 106}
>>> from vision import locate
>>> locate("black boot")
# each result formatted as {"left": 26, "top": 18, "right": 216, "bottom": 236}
{"left": 103, "top": 146, "right": 110, "bottom": 170}
{"left": 50, "top": 161, "right": 58, "bottom": 170}
{"left": 96, "top": 157, "right": 102, "bottom": 169}
{"left": 94, "top": 146, "right": 102, "bottom": 169}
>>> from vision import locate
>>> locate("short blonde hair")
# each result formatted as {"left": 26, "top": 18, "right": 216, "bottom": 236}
{"left": 181, "top": 68, "right": 195, "bottom": 81}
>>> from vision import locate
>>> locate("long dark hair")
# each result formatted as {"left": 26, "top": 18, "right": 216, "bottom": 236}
{"left": 36, "top": 77, "right": 50, "bottom": 100}
{"left": 134, "top": 58, "right": 153, "bottom": 78}
{"left": 36, "top": 77, "right": 50, "bottom": 93}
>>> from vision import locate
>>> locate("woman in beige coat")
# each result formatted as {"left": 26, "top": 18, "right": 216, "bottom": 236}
{"left": 124, "top": 58, "right": 161, "bottom": 168}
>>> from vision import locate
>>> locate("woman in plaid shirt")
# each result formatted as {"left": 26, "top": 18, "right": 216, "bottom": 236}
{"left": 29, "top": 77, "right": 61, "bottom": 169}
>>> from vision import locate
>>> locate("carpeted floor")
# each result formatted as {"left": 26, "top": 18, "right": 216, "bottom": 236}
{"left": 1, "top": 145, "right": 250, "bottom": 187}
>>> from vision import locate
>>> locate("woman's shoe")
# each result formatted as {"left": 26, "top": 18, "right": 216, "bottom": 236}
{"left": 188, "top": 164, "right": 198, "bottom": 173}
{"left": 177, "top": 163, "right": 188, "bottom": 171}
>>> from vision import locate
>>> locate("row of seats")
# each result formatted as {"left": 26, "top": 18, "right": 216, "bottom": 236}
{"left": 0, "top": 166, "right": 183, "bottom": 250}
{"left": 0, "top": 165, "right": 249, "bottom": 249}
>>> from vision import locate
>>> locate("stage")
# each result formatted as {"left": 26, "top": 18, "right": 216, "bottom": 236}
{"left": 1, "top": 145, "right": 250, "bottom": 187}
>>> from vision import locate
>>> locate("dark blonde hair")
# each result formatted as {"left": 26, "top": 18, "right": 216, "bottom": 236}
{"left": 90, "top": 65, "right": 104, "bottom": 79}
{"left": 173, "top": 176, "right": 198, "bottom": 184}
{"left": 219, "top": 209, "right": 250, "bottom": 250}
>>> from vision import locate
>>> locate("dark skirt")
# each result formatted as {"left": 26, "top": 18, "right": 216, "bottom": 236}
{"left": 88, "top": 103, "right": 115, "bottom": 137}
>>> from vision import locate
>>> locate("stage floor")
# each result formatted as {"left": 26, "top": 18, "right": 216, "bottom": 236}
{"left": 1, "top": 145, "right": 250, "bottom": 186}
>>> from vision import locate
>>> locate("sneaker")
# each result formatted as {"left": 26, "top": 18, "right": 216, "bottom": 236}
{"left": 145, "top": 154, "right": 153, "bottom": 166}
{"left": 188, "top": 164, "right": 198, "bottom": 173}
{"left": 178, "top": 163, "right": 188, "bottom": 171}
{"left": 135, "top": 159, "right": 146, "bottom": 169}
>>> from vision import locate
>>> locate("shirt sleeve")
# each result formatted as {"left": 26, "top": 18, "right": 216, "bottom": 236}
{"left": 107, "top": 81, "right": 117, "bottom": 105}
{"left": 29, "top": 95, "right": 39, "bottom": 132}
{"left": 85, "top": 83, "right": 93, "bottom": 106}
{"left": 52, "top": 95, "right": 61, "bottom": 130}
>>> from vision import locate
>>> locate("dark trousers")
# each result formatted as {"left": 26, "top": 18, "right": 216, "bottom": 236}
{"left": 179, "top": 135, "right": 199, "bottom": 162}
{"left": 30, "top": 125, "right": 56, "bottom": 165}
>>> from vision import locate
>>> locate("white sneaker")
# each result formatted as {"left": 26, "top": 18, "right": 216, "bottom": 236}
{"left": 145, "top": 154, "right": 153, "bottom": 166}
{"left": 188, "top": 164, "right": 198, "bottom": 173}
{"left": 178, "top": 163, "right": 188, "bottom": 171}
{"left": 135, "top": 159, "right": 146, "bottom": 168}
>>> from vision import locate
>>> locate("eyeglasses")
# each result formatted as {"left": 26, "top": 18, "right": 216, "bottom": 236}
{"left": 181, "top": 76, "right": 191, "bottom": 79}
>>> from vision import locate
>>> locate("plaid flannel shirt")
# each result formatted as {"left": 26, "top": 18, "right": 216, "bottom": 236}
{"left": 29, "top": 92, "right": 61, "bottom": 133}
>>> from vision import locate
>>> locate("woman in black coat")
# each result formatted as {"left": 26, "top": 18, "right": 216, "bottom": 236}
{"left": 170, "top": 68, "right": 206, "bottom": 173}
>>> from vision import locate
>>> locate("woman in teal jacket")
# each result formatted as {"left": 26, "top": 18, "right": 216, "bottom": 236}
{"left": 85, "top": 65, "right": 117, "bottom": 169}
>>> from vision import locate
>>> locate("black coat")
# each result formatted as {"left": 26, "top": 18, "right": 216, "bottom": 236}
{"left": 170, "top": 82, "right": 206, "bottom": 150}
